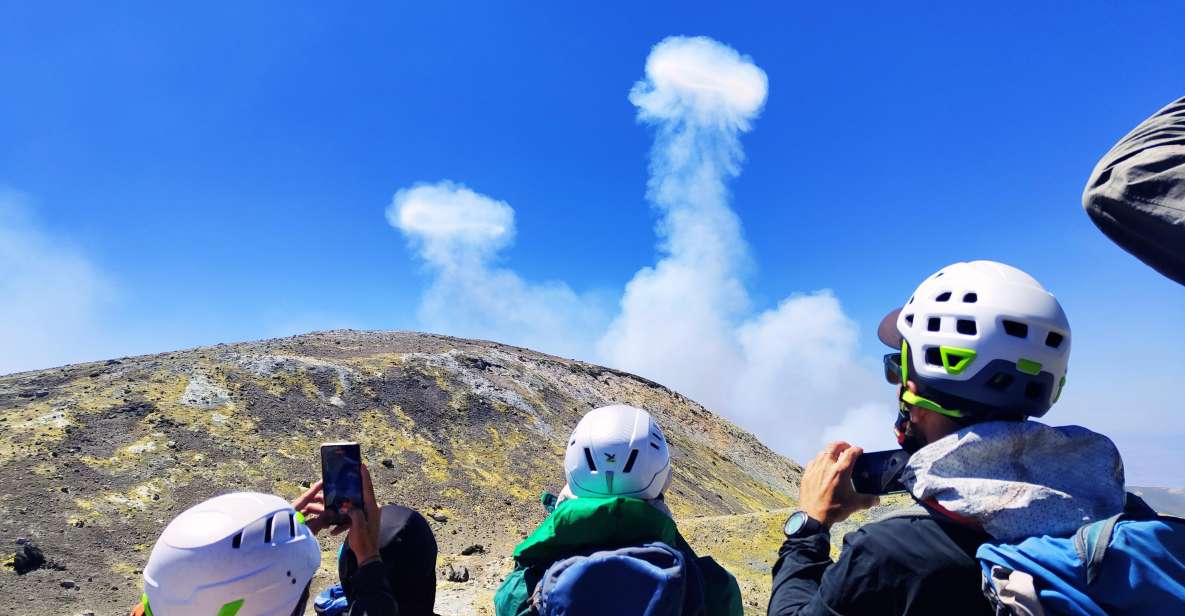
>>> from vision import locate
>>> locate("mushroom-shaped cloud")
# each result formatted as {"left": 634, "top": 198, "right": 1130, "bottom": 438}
{"left": 630, "top": 36, "right": 769, "bottom": 129}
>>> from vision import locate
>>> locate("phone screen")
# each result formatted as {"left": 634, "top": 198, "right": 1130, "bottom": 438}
{"left": 321, "top": 442, "right": 362, "bottom": 521}
{"left": 851, "top": 449, "right": 910, "bottom": 495}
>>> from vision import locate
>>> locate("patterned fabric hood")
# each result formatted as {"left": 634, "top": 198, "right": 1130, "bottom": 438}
{"left": 901, "top": 420, "right": 1126, "bottom": 541}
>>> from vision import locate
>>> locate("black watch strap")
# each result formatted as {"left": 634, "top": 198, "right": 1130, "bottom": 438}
{"left": 784, "top": 510, "right": 829, "bottom": 538}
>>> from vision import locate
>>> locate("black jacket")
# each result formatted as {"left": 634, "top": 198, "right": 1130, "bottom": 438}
{"left": 343, "top": 560, "right": 401, "bottom": 616}
{"left": 339, "top": 505, "right": 439, "bottom": 616}
{"left": 767, "top": 513, "right": 993, "bottom": 616}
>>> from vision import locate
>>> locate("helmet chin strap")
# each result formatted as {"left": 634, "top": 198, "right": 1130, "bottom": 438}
{"left": 901, "top": 389, "right": 964, "bottom": 419}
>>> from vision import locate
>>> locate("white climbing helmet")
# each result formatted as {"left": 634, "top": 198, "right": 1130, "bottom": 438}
{"left": 141, "top": 492, "right": 321, "bottom": 616}
{"left": 879, "top": 261, "right": 1071, "bottom": 419}
{"left": 564, "top": 405, "right": 672, "bottom": 500}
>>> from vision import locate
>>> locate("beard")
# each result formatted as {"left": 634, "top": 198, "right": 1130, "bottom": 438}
{"left": 894, "top": 407, "right": 928, "bottom": 454}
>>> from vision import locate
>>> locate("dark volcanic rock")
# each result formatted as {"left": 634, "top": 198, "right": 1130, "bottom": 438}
{"left": 13, "top": 542, "right": 46, "bottom": 575}
{"left": 0, "top": 330, "right": 802, "bottom": 615}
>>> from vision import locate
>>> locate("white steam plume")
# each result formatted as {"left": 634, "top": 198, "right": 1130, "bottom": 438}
{"left": 390, "top": 37, "right": 892, "bottom": 461}
{"left": 388, "top": 181, "right": 609, "bottom": 359}
{"left": 0, "top": 189, "right": 115, "bottom": 375}
{"left": 597, "top": 36, "right": 890, "bottom": 458}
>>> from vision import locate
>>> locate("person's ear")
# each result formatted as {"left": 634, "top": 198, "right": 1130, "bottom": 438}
{"left": 906, "top": 380, "right": 919, "bottom": 395}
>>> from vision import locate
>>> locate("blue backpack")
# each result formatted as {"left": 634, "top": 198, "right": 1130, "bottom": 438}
{"left": 532, "top": 541, "right": 704, "bottom": 616}
{"left": 977, "top": 494, "right": 1185, "bottom": 615}
{"left": 313, "top": 583, "right": 349, "bottom": 616}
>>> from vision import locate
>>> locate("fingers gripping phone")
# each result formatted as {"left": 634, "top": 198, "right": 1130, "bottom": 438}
{"left": 321, "top": 442, "right": 363, "bottom": 523}
{"left": 851, "top": 449, "right": 910, "bottom": 495}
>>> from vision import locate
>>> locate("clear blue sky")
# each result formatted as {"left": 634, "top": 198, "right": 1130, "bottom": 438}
{"left": 3, "top": 3, "right": 1183, "bottom": 484}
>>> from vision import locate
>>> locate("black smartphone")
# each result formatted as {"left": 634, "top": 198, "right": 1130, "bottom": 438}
{"left": 851, "top": 449, "right": 910, "bottom": 495}
{"left": 320, "top": 442, "right": 363, "bottom": 523}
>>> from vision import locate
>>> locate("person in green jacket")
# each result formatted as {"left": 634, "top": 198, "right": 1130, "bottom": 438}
{"left": 494, "top": 404, "right": 744, "bottom": 616}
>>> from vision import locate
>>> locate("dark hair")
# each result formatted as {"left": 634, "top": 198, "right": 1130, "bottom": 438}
{"left": 339, "top": 505, "right": 439, "bottom": 616}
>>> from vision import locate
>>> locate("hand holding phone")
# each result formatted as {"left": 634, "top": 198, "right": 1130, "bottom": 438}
{"left": 341, "top": 463, "right": 382, "bottom": 565}
{"left": 321, "top": 442, "right": 363, "bottom": 524}
{"left": 851, "top": 449, "right": 910, "bottom": 495}
{"left": 798, "top": 442, "right": 881, "bottom": 527}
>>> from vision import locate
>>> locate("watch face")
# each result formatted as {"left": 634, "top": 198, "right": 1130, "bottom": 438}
{"left": 784, "top": 511, "right": 807, "bottom": 536}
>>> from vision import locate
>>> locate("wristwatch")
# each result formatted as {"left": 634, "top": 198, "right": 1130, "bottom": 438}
{"left": 783, "top": 511, "right": 828, "bottom": 538}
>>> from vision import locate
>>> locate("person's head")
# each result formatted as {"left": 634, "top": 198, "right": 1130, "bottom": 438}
{"left": 564, "top": 404, "right": 672, "bottom": 500}
{"left": 141, "top": 492, "right": 321, "bottom": 616}
{"left": 338, "top": 504, "right": 439, "bottom": 616}
{"left": 879, "top": 261, "right": 1071, "bottom": 452}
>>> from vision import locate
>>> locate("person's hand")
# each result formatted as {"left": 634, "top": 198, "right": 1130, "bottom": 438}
{"left": 291, "top": 480, "right": 335, "bottom": 535}
{"left": 798, "top": 442, "right": 880, "bottom": 527}
{"left": 341, "top": 463, "right": 382, "bottom": 565}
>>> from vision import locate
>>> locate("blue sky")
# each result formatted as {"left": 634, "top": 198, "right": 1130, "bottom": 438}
{"left": 3, "top": 3, "right": 1183, "bottom": 485}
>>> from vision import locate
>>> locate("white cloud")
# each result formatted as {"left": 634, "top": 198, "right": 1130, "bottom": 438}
{"left": 820, "top": 403, "right": 901, "bottom": 454}
{"left": 388, "top": 181, "right": 610, "bottom": 359}
{"left": 388, "top": 181, "right": 515, "bottom": 269}
{"left": 598, "top": 36, "right": 885, "bottom": 460}
{"left": 630, "top": 35, "right": 769, "bottom": 127}
{"left": 389, "top": 37, "right": 892, "bottom": 462}
{"left": 0, "top": 189, "right": 115, "bottom": 375}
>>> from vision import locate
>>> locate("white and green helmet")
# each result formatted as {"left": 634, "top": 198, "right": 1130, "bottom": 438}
{"left": 879, "top": 261, "right": 1071, "bottom": 420}
{"left": 564, "top": 405, "right": 672, "bottom": 500}
{"left": 141, "top": 492, "right": 320, "bottom": 616}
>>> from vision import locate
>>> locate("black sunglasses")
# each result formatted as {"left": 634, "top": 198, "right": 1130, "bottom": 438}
{"left": 883, "top": 352, "right": 902, "bottom": 385}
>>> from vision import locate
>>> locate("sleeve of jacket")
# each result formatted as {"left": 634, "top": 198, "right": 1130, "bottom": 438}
{"left": 767, "top": 527, "right": 895, "bottom": 616}
{"left": 346, "top": 560, "right": 400, "bottom": 616}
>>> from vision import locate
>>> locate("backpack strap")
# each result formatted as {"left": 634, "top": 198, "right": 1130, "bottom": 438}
{"left": 1072, "top": 491, "right": 1167, "bottom": 585}
{"left": 1073, "top": 513, "right": 1122, "bottom": 585}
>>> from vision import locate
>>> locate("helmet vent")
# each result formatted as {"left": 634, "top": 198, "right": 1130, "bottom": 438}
{"left": 1002, "top": 320, "right": 1029, "bottom": 338}
{"left": 650, "top": 442, "right": 661, "bottom": 450}
{"left": 927, "top": 317, "right": 941, "bottom": 332}
{"left": 1045, "top": 332, "right": 1064, "bottom": 348}
{"left": 924, "top": 347, "right": 943, "bottom": 367}
{"left": 987, "top": 372, "right": 1014, "bottom": 390}
{"left": 908, "top": 295, "right": 915, "bottom": 304}
{"left": 263, "top": 515, "right": 274, "bottom": 544}
{"left": 905, "top": 314, "right": 915, "bottom": 326}
{"left": 651, "top": 431, "right": 664, "bottom": 443}
{"left": 583, "top": 447, "right": 598, "bottom": 472}
{"left": 956, "top": 319, "right": 977, "bottom": 335}
{"left": 288, "top": 513, "right": 296, "bottom": 538}
{"left": 963, "top": 293, "right": 978, "bottom": 303}
{"left": 1024, "top": 381, "right": 1044, "bottom": 400}
{"left": 622, "top": 449, "right": 639, "bottom": 473}
{"left": 935, "top": 291, "right": 952, "bottom": 302}
{"left": 231, "top": 531, "right": 243, "bottom": 549}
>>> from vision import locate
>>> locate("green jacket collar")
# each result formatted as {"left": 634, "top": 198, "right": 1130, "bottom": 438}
{"left": 513, "top": 496, "right": 678, "bottom": 565}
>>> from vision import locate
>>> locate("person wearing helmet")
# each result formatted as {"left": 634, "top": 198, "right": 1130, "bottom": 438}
{"left": 133, "top": 463, "right": 401, "bottom": 616}
{"left": 494, "top": 404, "right": 743, "bottom": 616}
{"left": 767, "top": 261, "right": 1127, "bottom": 616}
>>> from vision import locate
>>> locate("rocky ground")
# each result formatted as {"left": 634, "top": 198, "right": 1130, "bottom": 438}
{"left": 0, "top": 330, "right": 810, "bottom": 615}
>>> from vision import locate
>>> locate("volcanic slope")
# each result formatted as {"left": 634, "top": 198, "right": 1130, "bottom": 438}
{"left": 0, "top": 330, "right": 803, "bottom": 615}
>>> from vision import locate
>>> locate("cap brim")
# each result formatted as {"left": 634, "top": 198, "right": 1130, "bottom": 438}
{"left": 877, "top": 307, "right": 903, "bottom": 349}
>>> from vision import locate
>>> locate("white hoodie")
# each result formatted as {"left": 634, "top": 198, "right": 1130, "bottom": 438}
{"left": 901, "top": 420, "right": 1126, "bottom": 541}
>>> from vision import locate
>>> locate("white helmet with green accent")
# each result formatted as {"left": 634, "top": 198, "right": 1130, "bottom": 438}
{"left": 879, "top": 261, "right": 1071, "bottom": 420}
{"left": 564, "top": 404, "right": 672, "bottom": 500}
{"left": 141, "top": 492, "right": 320, "bottom": 616}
